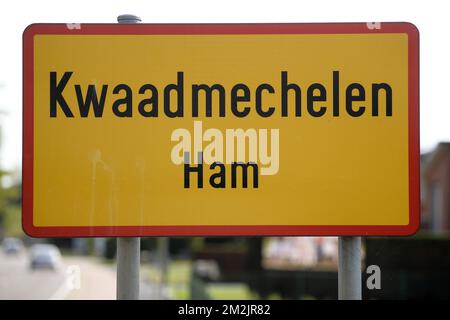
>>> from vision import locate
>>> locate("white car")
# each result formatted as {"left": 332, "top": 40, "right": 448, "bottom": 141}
{"left": 29, "top": 244, "right": 63, "bottom": 270}
{"left": 2, "top": 237, "right": 24, "bottom": 255}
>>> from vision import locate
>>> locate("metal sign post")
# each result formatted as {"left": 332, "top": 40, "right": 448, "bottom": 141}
{"left": 117, "top": 237, "right": 140, "bottom": 300}
{"left": 158, "top": 237, "right": 169, "bottom": 299}
{"left": 116, "top": 14, "right": 142, "bottom": 301}
{"left": 338, "top": 236, "right": 362, "bottom": 300}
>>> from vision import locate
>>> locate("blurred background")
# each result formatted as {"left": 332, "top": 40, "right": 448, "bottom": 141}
{"left": 1, "top": 0, "right": 450, "bottom": 300}
{"left": 1, "top": 145, "right": 450, "bottom": 300}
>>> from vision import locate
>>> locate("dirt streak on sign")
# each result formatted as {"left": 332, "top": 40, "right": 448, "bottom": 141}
{"left": 22, "top": 23, "right": 420, "bottom": 237}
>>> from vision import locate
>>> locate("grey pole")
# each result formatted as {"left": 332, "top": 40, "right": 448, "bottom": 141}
{"left": 158, "top": 237, "right": 169, "bottom": 299}
{"left": 116, "top": 13, "right": 142, "bottom": 301}
{"left": 117, "top": 237, "right": 140, "bottom": 300}
{"left": 338, "top": 236, "right": 362, "bottom": 300}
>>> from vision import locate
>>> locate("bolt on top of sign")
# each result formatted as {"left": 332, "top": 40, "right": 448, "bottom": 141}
{"left": 22, "top": 22, "right": 420, "bottom": 237}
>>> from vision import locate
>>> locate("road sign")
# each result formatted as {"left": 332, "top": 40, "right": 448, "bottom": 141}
{"left": 22, "top": 23, "right": 419, "bottom": 237}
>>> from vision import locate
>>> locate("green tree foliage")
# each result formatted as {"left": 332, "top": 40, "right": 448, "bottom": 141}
{"left": 0, "top": 169, "right": 22, "bottom": 238}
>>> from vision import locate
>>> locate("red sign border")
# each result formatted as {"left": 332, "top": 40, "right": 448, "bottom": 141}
{"left": 22, "top": 22, "right": 420, "bottom": 237}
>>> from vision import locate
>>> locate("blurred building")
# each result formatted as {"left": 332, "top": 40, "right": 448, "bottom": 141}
{"left": 422, "top": 142, "right": 450, "bottom": 232}
{"left": 262, "top": 237, "right": 338, "bottom": 270}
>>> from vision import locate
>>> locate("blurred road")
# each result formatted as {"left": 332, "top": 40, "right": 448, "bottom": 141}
{"left": 63, "top": 256, "right": 165, "bottom": 300}
{"left": 0, "top": 250, "right": 163, "bottom": 300}
{"left": 0, "top": 250, "right": 65, "bottom": 299}
{"left": 64, "top": 256, "right": 116, "bottom": 300}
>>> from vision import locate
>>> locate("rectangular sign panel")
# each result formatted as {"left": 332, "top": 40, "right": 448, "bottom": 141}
{"left": 23, "top": 23, "right": 419, "bottom": 237}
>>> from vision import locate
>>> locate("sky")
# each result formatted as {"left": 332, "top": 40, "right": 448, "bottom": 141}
{"left": 0, "top": 0, "right": 448, "bottom": 175}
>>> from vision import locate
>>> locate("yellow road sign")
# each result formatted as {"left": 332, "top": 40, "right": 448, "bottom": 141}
{"left": 23, "top": 23, "right": 420, "bottom": 236}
